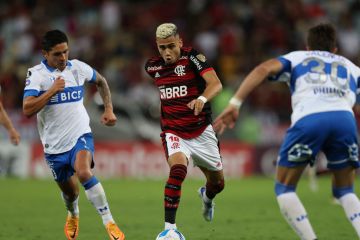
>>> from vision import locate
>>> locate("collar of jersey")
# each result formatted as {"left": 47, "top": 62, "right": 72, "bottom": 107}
{"left": 41, "top": 60, "right": 72, "bottom": 72}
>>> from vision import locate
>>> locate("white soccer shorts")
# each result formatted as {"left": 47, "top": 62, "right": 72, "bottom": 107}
{"left": 164, "top": 125, "right": 223, "bottom": 171}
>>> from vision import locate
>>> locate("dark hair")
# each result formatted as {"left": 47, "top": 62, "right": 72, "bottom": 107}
{"left": 307, "top": 23, "right": 337, "bottom": 51}
{"left": 41, "top": 30, "right": 68, "bottom": 51}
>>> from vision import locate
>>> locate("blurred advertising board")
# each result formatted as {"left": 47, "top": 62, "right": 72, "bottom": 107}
{"left": 0, "top": 141, "right": 30, "bottom": 178}
{"left": 29, "top": 141, "right": 255, "bottom": 179}
{"left": 1, "top": 141, "right": 329, "bottom": 179}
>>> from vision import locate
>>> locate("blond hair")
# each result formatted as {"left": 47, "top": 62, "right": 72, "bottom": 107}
{"left": 156, "top": 23, "right": 178, "bottom": 39}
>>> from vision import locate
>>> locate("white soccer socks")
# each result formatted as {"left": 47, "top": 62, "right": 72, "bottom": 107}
{"left": 277, "top": 192, "right": 317, "bottom": 240}
{"left": 338, "top": 193, "right": 360, "bottom": 237}
{"left": 61, "top": 193, "right": 79, "bottom": 217}
{"left": 85, "top": 182, "right": 114, "bottom": 225}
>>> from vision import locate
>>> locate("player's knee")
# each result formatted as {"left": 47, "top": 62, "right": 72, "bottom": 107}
{"left": 206, "top": 179, "right": 225, "bottom": 194}
{"left": 332, "top": 185, "right": 354, "bottom": 199}
{"left": 274, "top": 181, "right": 296, "bottom": 196}
{"left": 76, "top": 169, "right": 93, "bottom": 183}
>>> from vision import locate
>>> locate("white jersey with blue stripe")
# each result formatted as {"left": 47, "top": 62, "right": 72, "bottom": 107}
{"left": 271, "top": 50, "right": 360, "bottom": 125}
{"left": 24, "top": 59, "right": 96, "bottom": 154}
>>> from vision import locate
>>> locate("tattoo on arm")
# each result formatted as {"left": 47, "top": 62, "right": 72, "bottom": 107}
{"left": 95, "top": 72, "right": 113, "bottom": 110}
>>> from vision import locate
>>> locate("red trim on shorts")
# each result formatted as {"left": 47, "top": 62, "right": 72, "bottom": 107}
{"left": 161, "top": 132, "right": 169, "bottom": 160}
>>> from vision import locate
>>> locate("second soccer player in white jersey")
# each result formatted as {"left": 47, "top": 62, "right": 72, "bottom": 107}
{"left": 214, "top": 23, "right": 360, "bottom": 239}
{"left": 23, "top": 30, "right": 125, "bottom": 240}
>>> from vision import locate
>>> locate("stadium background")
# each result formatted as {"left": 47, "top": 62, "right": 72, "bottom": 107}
{"left": 3, "top": 1, "right": 360, "bottom": 239}
{"left": 0, "top": 0, "right": 360, "bottom": 179}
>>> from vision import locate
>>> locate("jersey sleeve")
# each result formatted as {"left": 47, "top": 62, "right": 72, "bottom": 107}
{"left": 268, "top": 53, "right": 294, "bottom": 83}
{"left": 188, "top": 48, "right": 213, "bottom": 76}
{"left": 23, "top": 68, "right": 42, "bottom": 98}
{"left": 351, "top": 64, "right": 360, "bottom": 104}
{"left": 352, "top": 65, "right": 360, "bottom": 95}
{"left": 72, "top": 59, "right": 97, "bottom": 83}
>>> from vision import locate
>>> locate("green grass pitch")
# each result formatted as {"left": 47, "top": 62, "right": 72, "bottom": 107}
{"left": 0, "top": 176, "right": 358, "bottom": 239}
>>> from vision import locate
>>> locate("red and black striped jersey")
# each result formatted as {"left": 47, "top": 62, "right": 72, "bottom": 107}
{"left": 145, "top": 47, "right": 214, "bottom": 139}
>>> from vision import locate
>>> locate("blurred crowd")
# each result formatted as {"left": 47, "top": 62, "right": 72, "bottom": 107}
{"left": 1, "top": 0, "right": 360, "bottom": 143}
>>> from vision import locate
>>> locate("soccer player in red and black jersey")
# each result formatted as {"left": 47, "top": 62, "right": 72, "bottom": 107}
{"left": 145, "top": 23, "right": 225, "bottom": 234}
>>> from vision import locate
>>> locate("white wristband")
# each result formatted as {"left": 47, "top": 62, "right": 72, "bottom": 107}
{"left": 197, "top": 96, "right": 208, "bottom": 103}
{"left": 229, "top": 97, "right": 243, "bottom": 109}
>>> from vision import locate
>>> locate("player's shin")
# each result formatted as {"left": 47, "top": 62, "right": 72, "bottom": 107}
{"left": 61, "top": 192, "right": 79, "bottom": 217}
{"left": 333, "top": 186, "right": 360, "bottom": 237}
{"left": 275, "top": 182, "right": 317, "bottom": 240}
{"left": 164, "top": 164, "right": 187, "bottom": 229}
{"left": 83, "top": 176, "right": 114, "bottom": 225}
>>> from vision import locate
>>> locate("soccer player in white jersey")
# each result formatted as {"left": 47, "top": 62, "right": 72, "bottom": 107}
{"left": 214, "top": 23, "right": 360, "bottom": 239}
{"left": 23, "top": 30, "right": 125, "bottom": 240}
{"left": 0, "top": 87, "right": 20, "bottom": 145}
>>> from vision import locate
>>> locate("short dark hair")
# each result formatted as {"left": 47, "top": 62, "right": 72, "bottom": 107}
{"left": 307, "top": 23, "right": 337, "bottom": 51}
{"left": 41, "top": 30, "right": 68, "bottom": 51}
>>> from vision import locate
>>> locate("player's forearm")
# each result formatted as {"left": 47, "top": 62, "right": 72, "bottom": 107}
{"left": 0, "top": 104, "right": 16, "bottom": 131}
{"left": 202, "top": 81, "right": 222, "bottom": 101}
{"left": 23, "top": 90, "right": 57, "bottom": 117}
{"left": 233, "top": 64, "right": 270, "bottom": 101}
{"left": 95, "top": 74, "right": 113, "bottom": 111}
{"left": 201, "top": 71, "right": 223, "bottom": 101}
{"left": 233, "top": 59, "right": 281, "bottom": 102}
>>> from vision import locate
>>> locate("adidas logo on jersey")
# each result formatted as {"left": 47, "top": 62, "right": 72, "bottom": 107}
{"left": 155, "top": 72, "right": 160, "bottom": 78}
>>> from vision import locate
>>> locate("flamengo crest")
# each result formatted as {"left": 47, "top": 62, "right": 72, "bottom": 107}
{"left": 174, "top": 65, "right": 186, "bottom": 76}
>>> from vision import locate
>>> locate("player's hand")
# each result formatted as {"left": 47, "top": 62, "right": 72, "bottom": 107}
{"left": 101, "top": 109, "right": 117, "bottom": 126}
{"left": 9, "top": 128, "right": 20, "bottom": 145}
{"left": 187, "top": 98, "right": 205, "bottom": 116}
{"left": 51, "top": 77, "right": 65, "bottom": 93}
{"left": 213, "top": 105, "right": 240, "bottom": 135}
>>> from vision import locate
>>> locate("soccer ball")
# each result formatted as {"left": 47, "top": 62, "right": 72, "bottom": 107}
{"left": 155, "top": 229, "right": 186, "bottom": 240}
